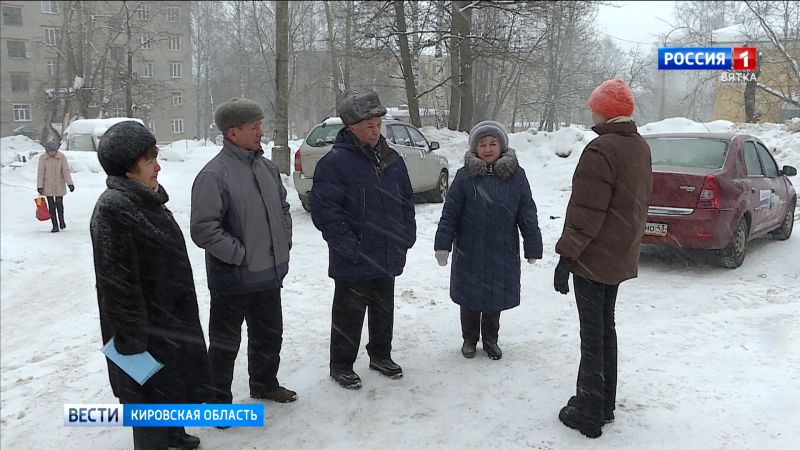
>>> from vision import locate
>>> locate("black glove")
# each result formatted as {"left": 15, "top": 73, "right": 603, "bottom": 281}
{"left": 68, "top": 184, "right": 75, "bottom": 192}
{"left": 37, "top": 188, "right": 44, "bottom": 195}
{"left": 554, "top": 257, "right": 572, "bottom": 295}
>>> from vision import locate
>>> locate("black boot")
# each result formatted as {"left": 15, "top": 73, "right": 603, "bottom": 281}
{"left": 59, "top": 219, "right": 66, "bottom": 229}
{"left": 559, "top": 405, "right": 602, "bottom": 438}
{"left": 369, "top": 358, "right": 403, "bottom": 378}
{"left": 167, "top": 428, "right": 200, "bottom": 449}
{"left": 330, "top": 368, "right": 362, "bottom": 389}
{"left": 51, "top": 226, "right": 59, "bottom": 233}
{"left": 461, "top": 341, "right": 477, "bottom": 359}
{"left": 482, "top": 341, "right": 502, "bottom": 360}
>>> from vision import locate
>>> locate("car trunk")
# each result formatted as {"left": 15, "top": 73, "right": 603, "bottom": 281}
{"left": 300, "top": 146, "right": 330, "bottom": 178}
{"left": 650, "top": 166, "right": 717, "bottom": 208}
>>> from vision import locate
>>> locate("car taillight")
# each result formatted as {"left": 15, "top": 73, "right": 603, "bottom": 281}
{"left": 696, "top": 175, "right": 721, "bottom": 209}
{"left": 294, "top": 150, "right": 302, "bottom": 172}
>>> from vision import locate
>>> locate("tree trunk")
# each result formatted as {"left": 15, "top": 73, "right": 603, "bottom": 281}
{"left": 447, "top": 2, "right": 461, "bottom": 130}
{"left": 744, "top": 67, "right": 761, "bottom": 123}
{"left": 344, "top": 0, "right": 353, "bottom": 93}
{"left": 323, "top": 1, "right": 342, "bottom": 106}
{"left": 456, "top": 1, "right": 473, "bottom": 132}
{"left": 273, "top": 0, "right": 290, "bottom": 175}
{"left": 394, "top": 1, "right": 421, "bottom": 127}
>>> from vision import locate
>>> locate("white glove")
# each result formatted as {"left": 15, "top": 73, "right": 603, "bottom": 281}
{"left": 435, "top": 250, "right": 450, "bottom": 266}
{"left": 527, "top": 258, "right": 537, "bottom": 264}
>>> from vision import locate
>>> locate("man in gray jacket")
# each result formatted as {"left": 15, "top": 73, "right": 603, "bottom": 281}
{"left": 190, "top": 97, "right": 296, "bottom": 405}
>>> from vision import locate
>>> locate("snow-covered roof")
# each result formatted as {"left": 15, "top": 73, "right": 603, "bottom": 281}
{"left": 712, "top": 24, "right": 768, "bottom": 44}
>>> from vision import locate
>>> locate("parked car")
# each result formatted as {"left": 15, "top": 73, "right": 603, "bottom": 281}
{"left": 641, "top": 133, "right": 796, "bottom": 268}
{"left": 292, "top": 116, "right": 449, "bottom": 212}
{"left": 61, "top": 117, "right": 145, "bottom": 152}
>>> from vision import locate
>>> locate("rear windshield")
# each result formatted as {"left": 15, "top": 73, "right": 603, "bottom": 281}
{"left": 306, "top": 123, "right": 345, "bottom": 147}
{"left": 645, "top": 138, "right": 728, "bottom": 169}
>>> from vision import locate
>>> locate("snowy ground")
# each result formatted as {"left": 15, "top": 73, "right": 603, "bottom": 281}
{"left": 1, "top": 118, "right": 799, "bottom": 449}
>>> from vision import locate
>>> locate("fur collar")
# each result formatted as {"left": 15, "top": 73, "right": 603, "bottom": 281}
{"left": 464, "top": 148, "right": 518, "bottom": 181}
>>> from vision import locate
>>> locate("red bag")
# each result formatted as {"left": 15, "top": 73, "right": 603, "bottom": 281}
{"left": 35, "top": 196, "right": 51, "bottom": 221}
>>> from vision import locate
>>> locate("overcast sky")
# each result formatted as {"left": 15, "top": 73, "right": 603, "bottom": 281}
{"left": 595, "top": 1, "right": 677, "bottom": 52}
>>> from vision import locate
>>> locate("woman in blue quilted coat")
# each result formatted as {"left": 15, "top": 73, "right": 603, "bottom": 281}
{"left": 434, "top": 121, "right": 542, "bottom": 360}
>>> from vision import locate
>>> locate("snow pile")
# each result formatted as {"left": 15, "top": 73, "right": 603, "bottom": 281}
{"left": 0, "top": 135, "right": 43, "bottom": 167}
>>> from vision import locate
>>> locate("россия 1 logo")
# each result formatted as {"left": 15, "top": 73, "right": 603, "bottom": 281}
{"left": 659, "top": 47, "right": 757, "bottom": 71}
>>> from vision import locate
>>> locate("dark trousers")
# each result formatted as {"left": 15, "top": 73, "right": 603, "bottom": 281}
{"left": 460, "top": 306, "right": 501, "bottom": 345}
{"left": 46, "top": 196, "right": 64, "bottom": 228}
{"left": 573, "top": 274, "right": 619, "bottom": 426}
{"left": 208, "top": 289, "right": 283, "bottom": 403}
{"left": 330, "top": 277, "right": 395, "bottom": 371}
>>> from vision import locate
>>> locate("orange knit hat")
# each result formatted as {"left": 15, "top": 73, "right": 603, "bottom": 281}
{"left": 588, "top": 78, "right": 634, "bottom": 119}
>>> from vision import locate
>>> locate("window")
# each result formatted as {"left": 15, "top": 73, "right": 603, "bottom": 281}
{"left": 305, "top": 123, "right": 344, "bottom": 147}
{"left": 3, "top": 6, "right": 22, "bottom": 26}
{"left": 406, "top": 126, "right": 429, "bottom": 148}
{"left": 645, "top": 138, "right": 728, "bottom": 169}
{"left": 743, "top": 142, "right": 764, "bottom": 176}
{"left": 7, "top": 41, "right": 26, "bottom": 58}
{"left": 171, "top": 118, "right": 184, "bottom": 134}
{"left": 44, "top": 27, "right": 60, "bottom": 46}
{"left": 168, "top": 36, "right": 181, "bottom": 51}
{"left": 169, "top": 62, "right": 182, "bottom": 78}
{"left": 41, "top": 1, "right": 58, "bottom": 14}
{"left": 388, "top": 125, "right": 412, "bottom": 146}
{"left": 171, "top": 91, "right": 183, "bottom": 106}
{"left": 141, "top": 62, "right": 153, "bottom": 78}
{"left": 13, "top": 104, "right": 32, "bottom": 121}
{"left": 112, "top": 106, "right": 125, "bottom": 118}
{"left": 47, "top": 60, "right": 57, "bottom": 76}
{"left": 136, "top": 4, "right": 152, "bottom": 20}
{"left": 10, "top": 73, "right": 29, "bottom": 93}
{"left": 167, "top": 7, "right": 180, "bottom": 23}
{"left": 140, "top": 34, "right": 152, "bottom": 50}
{"left": 756, "top": 143, "right": 779, "bottom": 177}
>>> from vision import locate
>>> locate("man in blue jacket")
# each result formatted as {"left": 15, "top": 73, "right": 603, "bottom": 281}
{"left": 311, "top": 91, "right": 416, "bottom": 390}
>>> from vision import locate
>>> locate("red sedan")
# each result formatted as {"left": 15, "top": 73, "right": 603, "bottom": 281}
{"left": 641, "top": 133, "right": 796, "bottom": 268}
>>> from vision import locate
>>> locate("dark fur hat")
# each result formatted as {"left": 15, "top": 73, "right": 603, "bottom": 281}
{"left": 336, "top": 91, "right": 387, "bottom": 126}
{"left": 214, "top": 98, "right": 265, "bottom": 133}
{"left": 97, "top": 121, "right": 156, "bottom": 176}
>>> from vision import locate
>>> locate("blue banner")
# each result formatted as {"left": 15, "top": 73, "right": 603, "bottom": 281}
{"left": 658, "top": 47, "right": 731, "bottom": 70}
{"left": 123, "top": 404, "right": 264, "bottom": 427}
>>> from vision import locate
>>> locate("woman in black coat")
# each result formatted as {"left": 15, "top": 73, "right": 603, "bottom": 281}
{"left": 434, "top": 121, "right": 543, "bottom": 360}
{"left": 90, "top": 121, "right": 211, "bottom": 450}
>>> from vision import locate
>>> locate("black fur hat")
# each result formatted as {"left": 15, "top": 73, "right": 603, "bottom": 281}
{"left": 336, "top": 91, "right": 387, "bottom": 126}
{"left": 97, "top": 121, "right": 156, "bottom": 176}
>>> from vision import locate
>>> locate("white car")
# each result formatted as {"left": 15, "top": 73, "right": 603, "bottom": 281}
{"left": 292, "top": 117, "right": 449, "bottom": 212}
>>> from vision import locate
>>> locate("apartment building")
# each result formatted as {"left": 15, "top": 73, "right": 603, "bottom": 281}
{"left": 0, "top": 1, "right": 195, "bottom": 143}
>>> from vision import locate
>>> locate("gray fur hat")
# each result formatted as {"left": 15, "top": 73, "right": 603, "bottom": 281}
{"left": 214, "top": 97, "right": 265, "bottom": 132}
{"left": 97, "top": 121, "right": 156, "bottom": 176}
{"left": 468, "top": 120, "right": 508, "bottom": 154}
{"left": 336, "top": 91, "right": 387, "bottom": 126}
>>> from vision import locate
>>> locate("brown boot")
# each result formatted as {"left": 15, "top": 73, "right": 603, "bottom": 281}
{"left": 251, "top": 386, "right": 297, "bottom": 403}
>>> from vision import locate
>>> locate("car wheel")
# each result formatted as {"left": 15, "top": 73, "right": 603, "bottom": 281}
{"left": 769, "top": 198, "right": 795, "bottom": 240}
{"left": 300, "top": 196, "right": 312, "bottom": 213}
{"left": 718, "top": 217, "right": 748, "bottom": 268}
{"left": 428, "top": 171, "right": 448, "bottom": 203}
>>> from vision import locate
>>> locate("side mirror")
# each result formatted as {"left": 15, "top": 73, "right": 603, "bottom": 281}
{"left": 782, "top": 165, "right": 797, "bottom": 177}
{"left": 429, "top": 141, "right": 440, "bottom": 151}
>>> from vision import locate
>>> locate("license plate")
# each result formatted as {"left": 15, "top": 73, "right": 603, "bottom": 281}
{"left": 644, "top": 222, "right": 668, "bottom": 236}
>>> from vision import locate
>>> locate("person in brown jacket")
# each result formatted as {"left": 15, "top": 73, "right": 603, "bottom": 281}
{"left": 554, "top": 78, "right": 652, "bottom": 438}
{"left": 37, "top": 141, "right": 74, "bottom": 232}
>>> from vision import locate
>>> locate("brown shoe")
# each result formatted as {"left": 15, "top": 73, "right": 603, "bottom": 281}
{"left": 251, "top": 386, "right": 297, "bottom": 403}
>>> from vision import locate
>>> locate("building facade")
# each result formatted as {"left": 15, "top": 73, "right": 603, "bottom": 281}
{"left": 0, "top": 1, "right": 195, "bottom": 143}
